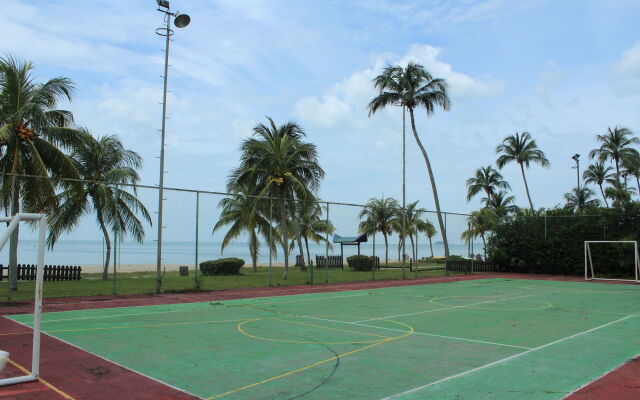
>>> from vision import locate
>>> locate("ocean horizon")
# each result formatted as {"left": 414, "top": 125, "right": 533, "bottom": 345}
{"left": 1, "top": 239, "right": 476, "bottom": 267}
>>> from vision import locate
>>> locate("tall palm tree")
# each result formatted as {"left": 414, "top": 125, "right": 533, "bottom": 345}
{"left": 417, "top": 218, "right": 436, "bottom": 258}
{"left": 464, "top": 209, "right": 495, "bottom": 259}
{"left": 604, "top": 180, "right": 635, "bottom": 208}
{"left": 482, "top": 190, "right": 516, "bottom": 213}
{"left": 496, "top": 132, "right": 549, "bottom": 209}
{"left": 48, "top": 133, "right": 151, "bottom": 280}
{"left": 466, "top": 165, "right": 510, "bottom": 203}
{"left": 583, "top": 161, "right": 614, "bottom": 207}
{"left": 358, "top": 197, "right": 399, "bottom": 266}
{"left": 228, "top": 117, "right": 324, "bottom": 279}
{"left": 563, "top": 187, "right": 600, "bottom": 213}
{"left": 368, "top": 63, "right": 452, "bottom": 260}
{"left": 213, "top": 187, "right": 277, "bottom": 273}
{"left": 0, "top": 56, "right": 83, "bottom": 290}
{"left": 589, "top": 127, "right": 639, "bottom": 186}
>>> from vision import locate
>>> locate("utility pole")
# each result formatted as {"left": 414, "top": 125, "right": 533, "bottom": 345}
{"left": 572, "top": 154, "right": 580, "bottom": 189}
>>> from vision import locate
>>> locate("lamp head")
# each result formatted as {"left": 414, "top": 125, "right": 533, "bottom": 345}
{"left": 174, "top": 13, "right": 191, "bottom": 28}
{"left": 156, "top": 0, "right": 170, "bottom": 9}
{"left": 572, "top": 153, "right": 580, "bottom": 161}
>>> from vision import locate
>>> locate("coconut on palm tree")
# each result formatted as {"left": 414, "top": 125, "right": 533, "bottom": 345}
{"left": 496, "top": 132, "right": 549, "bottom": 209}
{"left": 358, "top": 197, "right": 399, "bottom": 266}
{"left": 48, "top": 133, "right": 151, "bottom": 280}
{"left": 228, "top": 117, "right": 324, "bottom": 279}
{"left": 563, "top": 187, "right": 600, "bottom": 213}
{"left": 0, "top": 56, "right": 84, "bottom": 290}
{"left": 368, "top": 62, "right": 451, "bottom": 260}
{"left": 583, "top": 161, "right": 614, "bottom": 207}
{"left": 466, "top": 165, "right": 510, "bottom": 203}
{"left": 589, "top": 127, "right": 639, "bottom": 186}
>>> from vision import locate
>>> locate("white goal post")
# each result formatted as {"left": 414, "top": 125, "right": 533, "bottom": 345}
{"left": 584, "top": 240, "right": 640, "bottom": 283}
{"left": 0, "top": 213, "right": 46, "bottom": 387}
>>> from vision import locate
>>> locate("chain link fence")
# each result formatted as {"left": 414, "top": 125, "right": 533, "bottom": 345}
{"left": 0, "top": 174, "right": 480, "bottom": 301}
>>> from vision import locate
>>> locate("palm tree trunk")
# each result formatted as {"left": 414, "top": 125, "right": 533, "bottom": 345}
{"left": 397, "top": 236, "right": 402, "bottom": 262}
{"left": 250, "top": 230, "right": 258, "bottom": 272}
{"left": 97, "top": 211, "right": 111, "bottom": 280}
{"left": 408, "top": 108, "right": 450, "bottom": 260}
{"left": 415, "top": 233, "right": 418, "bottom": 261}
{"left": 280, "top": 199, "right": 289, "bottom": 279}
{"left": 8, "top": 181, "right": 20, "bottom": 291}
{"left": 481, "top": 233, "right": 487, "bottom": 260}
{"left": 428, "top": 236, "right": 433, "bottom": 258}
{"left": 409, "top": 234, "right": 415, "bottom": 262}
{"left": 383, "top": 233, "right": 389, "bottom": 266}
{"left": 304, "top": 236, "right": 312, "bottom": 268}
{"left": 599, "top": 184, "right": 609, "bottom": 208}
{"left": 296, "top": 235, "right": 306, "bottom": 271}
{"left": 519, "top": 162, "right": 534, "bottom": 209}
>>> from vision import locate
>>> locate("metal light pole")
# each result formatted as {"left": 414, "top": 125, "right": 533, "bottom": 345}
{"left": 572, "top": 154, "right": 580, "bottom": 189}
{"left": 155, "top": 0, "right": 190, "bottom": 294}
{"left": 402, "top": 105, "right": 406, "bottom": 279}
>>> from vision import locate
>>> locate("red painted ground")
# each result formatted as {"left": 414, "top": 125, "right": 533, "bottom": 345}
{"left": 1, "top": 273, "right": 638, "bottom": 400}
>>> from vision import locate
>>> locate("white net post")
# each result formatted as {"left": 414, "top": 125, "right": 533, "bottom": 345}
{"left": 0, "top": 213, "right": 47, "bottom": 386}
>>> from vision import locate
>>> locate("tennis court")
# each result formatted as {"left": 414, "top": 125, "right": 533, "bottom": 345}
{"left": 8, "top": 278, "right": 640, "bottom": 399}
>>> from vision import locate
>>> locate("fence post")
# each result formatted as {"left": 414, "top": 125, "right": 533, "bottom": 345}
{"left": 268, "top": 198, "right": 273, "bottom": 287}
{"left": 194, "top": 191, "right": 200, "bottom": 289}
{"left": 325, "top": 202, "right": 330, "bottom": 284}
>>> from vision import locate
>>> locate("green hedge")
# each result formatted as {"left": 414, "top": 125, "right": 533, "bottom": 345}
{"left": 424, "top": 255, "right": 465, "bottom": 264}
{"left": 199, "top": 258, "right": 245, "bottom": 276}
{"left": 486, "top": 206, "right": 640, "bottom": 276}
{"left": 347, "top": 255, "right": 374, "bottom": 271}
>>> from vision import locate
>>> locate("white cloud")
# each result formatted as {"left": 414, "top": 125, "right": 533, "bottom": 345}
{"left": 295, "top": 44, "right": 503, "bottom": 129}
{"left": 614, "top": 41, "right": 640, "bottom": 96}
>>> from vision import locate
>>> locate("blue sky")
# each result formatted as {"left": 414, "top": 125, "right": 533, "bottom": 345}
{"left": 3, "top": 0, "right": 640, "bottom": 244}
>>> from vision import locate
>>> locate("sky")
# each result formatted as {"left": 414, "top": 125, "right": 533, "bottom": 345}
{"left": 2, "top": 0, "right": 640, "bottom": 245}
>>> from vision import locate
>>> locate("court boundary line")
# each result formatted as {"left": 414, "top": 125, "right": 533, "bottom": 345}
{"left": 379, "top": 314, "right": 638, "bottom": 399}
{"left": 354, "top": 292, "right": 549, "bottom": 322}
{"left": 6, "top": 358, "right": 75, "bottom": 400}
{"left": 7, "top": 317, "right": 205, "bottom": 400}
{"left": 23, "top": 292, "right": 371, "bottom": 324}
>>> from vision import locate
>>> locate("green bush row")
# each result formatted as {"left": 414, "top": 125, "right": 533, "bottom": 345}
{"left": 199, "top": 258, "right": 245, "bottom": 276}
{"left": 346, "top": 255, "right": 375, "bottom": 271}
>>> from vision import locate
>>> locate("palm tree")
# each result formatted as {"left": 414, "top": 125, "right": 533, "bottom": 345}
{"left": 621, "top": 153, "right": 640, "bottom": 197}
{"left": 358, "top": 197, "right": 399, "bottom": 266}
{"left": 295, "top": 202, "right": 334, "bottom": 267}
{"left": 228, "top": 117, "right": 324, "bottom": 279}
{"left": 604, "top": 180, "right": 635, "bottom": 208}
{"left": 496, "top": 132, "right": 549, "bottom": 209}
{"left": 368, "top": 63, "right": 452, "bottom": 260}
{"left": 466, "top": 165, "right": 510, "bottom": 203}
{"left": 48, "top": 133, "right": 151, "bottom": 280}
{"left": 589, "top": 127, "right": 639, "bottom": 186}
{"left": 464, "top": 209, "right": 495, "bottom": 259}
{"left": 393, "top": 201, "right": 423, "bottom": 262}
{"left": 563, "top": 187, "right": 600, "bottom": 213}
{"left": 417, "top": 218, "right": 436, "bottom": 258}
{"left": 0, "top": 56, "right": 83, "bottom": 290}
{"left": 482, "top": 190, "right": 517, "bottom": 218}
{"left": 213, "top": 187, "right": 277, "bottom": 273}
{"left": 583, "top": 161, "right": 614, "bottom": 207}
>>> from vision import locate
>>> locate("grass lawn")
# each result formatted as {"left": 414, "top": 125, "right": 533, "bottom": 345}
{"left": 1, "top": 264, "right": 450, "bottom": 302}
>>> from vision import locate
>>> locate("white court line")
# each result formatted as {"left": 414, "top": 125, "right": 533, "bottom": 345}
{"left": 354, "top": 292, "right": 547, "bottom": 323}
{"left": 380, "top": 314, "right": 638, "bottom": 400}
{"left": 298, "top": 315, "right": 532, "bottom": 350}
{"left": 22, "top": 292, "right": 371, "bottom": 324}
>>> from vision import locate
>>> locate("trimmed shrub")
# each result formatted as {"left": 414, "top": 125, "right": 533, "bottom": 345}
{"left": 199, "top": 258, "right": 245, "bottom": 276}
{"left": 347, "top": 255, "right": 373, "bottom": 271}
{"left": 424, "top": 255, "right": 465, "bottom": 264}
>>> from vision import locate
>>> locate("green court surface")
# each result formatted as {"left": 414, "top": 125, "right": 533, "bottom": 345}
{"left": 10, "top": 278, "right": 640, "bottom": 399}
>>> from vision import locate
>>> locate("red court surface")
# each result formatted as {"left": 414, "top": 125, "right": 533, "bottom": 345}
{"left": 1, "top": 273, "right": 638, "bottom": 400}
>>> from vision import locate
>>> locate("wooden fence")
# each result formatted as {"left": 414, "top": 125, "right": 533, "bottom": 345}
{"left": 315, "top": 256, "right": 344, "bottom": 269}
{"left": 0, "top": 264, "right": 82, "bottom": 281}
{"left": 446, "top": 259, "right": 499, "bottom": 274}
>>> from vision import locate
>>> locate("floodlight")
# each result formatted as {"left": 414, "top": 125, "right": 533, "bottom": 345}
{"left": 174, "top": 13, "right": 191, "bottom": 28}
{"left": 156, "top": 0, "right": 170, "bottom": 9}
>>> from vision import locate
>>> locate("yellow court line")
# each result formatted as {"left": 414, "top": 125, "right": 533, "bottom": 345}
{"left": 207, "top": 320, "right": 415, "bottom": 399}
{"left": 237, "top": 318, "right": 384, "bottom": 345}
{"left": 7, "top": 359, "right": 76, "bottom": 400}
{"left": 275, "top": 318, "right": 392, "bottom": 339}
